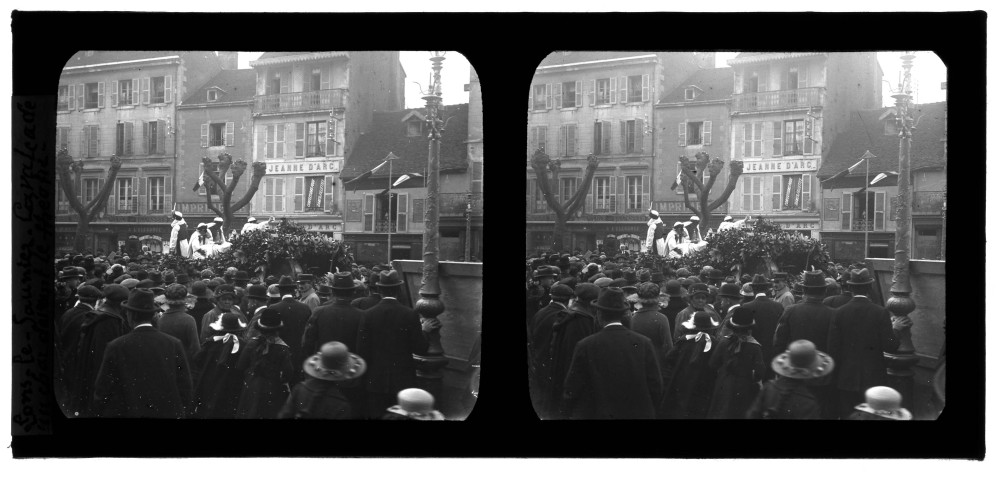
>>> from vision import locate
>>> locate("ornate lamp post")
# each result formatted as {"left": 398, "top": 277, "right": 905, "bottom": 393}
{"left": 884, "top": 52, "right": 920, "bottom": 408}
{"left": 412, "top": 51, "right": 449, "bottom": 394}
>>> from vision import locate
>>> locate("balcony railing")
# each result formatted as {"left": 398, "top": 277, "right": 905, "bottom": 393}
{"left": 732, "top": 87, "right": 824, "bottom": 113}
{"left": 851, "top": 220, "right": 875, "bottom": 231}
{"left": 374, "top": 221, "right": 397, "bottom": 233}
{"left": 913, "top": 191, "right": 945, "bottom": 213}
{"left": 254, "top": 88, "right": 348, "bottom": 115}
{"left": 440, "top": 193, "right": 483, "bottom": 216}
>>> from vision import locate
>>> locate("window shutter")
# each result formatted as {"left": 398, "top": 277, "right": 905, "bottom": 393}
{"left": 143, "top": 176, "right": 150, "bottom": 214}
{"left": 568, "top": 124, "right": 577, "bottom": 156}
{"left": 364, "top": 193, "right": 375, "bottom": 231}
{"left": 585, "top": 178, "right": 594, "bottom": 214}
{"left": 529, "top": 127, "right": 537, "bottom": 157}
{"left": 95, "top": 125, "right": 101, "bottom": 157}
{"left": 642, "top": 74, "right": 650, "bottom": 102}
{"left": 80, "top": 125, "right": 88, "bottom": 157}
{"left": 225, "top": 122, "right": 234, "bottom": 146}
{"left": 325, "top": 175, "right": 334, "bottom": 213}
{"left": 110, "top": 81, "right": 117, "bottom": 107}
{"left": 142, "top": 122, "right": 149, "bottom": 154}
{"left": 157, "top": 120, "right": 166, "bottom": 154}
{"left": 317, "top": 121, "right": 326, "bottom": 156}
{"left": 295, "top": 177, "right": 304, "bottom": 212}
{"left": 610, "top": 77, "right": 617, "bottom": 103}
{"left": 702, "top": 120, "right": 712, "bottom": 145}
{"left": 802, "top": 174, "right": 812, "bottom": 212}
{"left": 277, "top": 178, "right": 286, "bottom": 212}
{"left": 557, "top": 125, "right": 566, "bottom": 157}
{"left": 132, "top": 176, "right": 140, "bottom": 214}
{"left": 798, "top": 64, "right": 808, "bottom": 89}
{"left": 165, "top": 175, "right": 173, "bottom": 213}
{"left": 804, "top": 118, "right": 815, "bottom": 155}
{"left": 106, "top": 178, "right": 115, "bottom": 215}
{"left": 545, "top": 84, "right": 552, "bottom": 110}
{"left": 875, "top": 191, "right": 885, "bottom": 230}
{"left": 620, "top": 121, "right": 626, "bottom": 154}
{"left": 635, "top": 118, "right": 644, "bottom": 153}
{"left": 320, "top": 65, "right": 330, "bottom": 90}
{"left": 131, "top": 79, "right": 139, "bottom": 105}
{"left": 575, "top": 80, "right": 582, "bottom": 107}
{"left": 76, "top": 84, "right": 84, "bottom": 111}
{"left": 296, "top": 123, "right": 305, "bottom": 157}
{"left": 164, "top": 75, "right": 173, "bottom": 103}
{"left": 128, "top": 121, "right": 137, "bottom": 156}
{"left": 141, "top": 77, "right": 150, "bottom": 104}
{"left": 397, "top": 192, "right": 408, "bottom": 233}
{"left": 201, "top": 123, "right": 209, "bottom": 147}
{"left": 280, "top": 72, "right": 290, "bottom": 94}
{"left": 678, "top": 122, "right": 686, "bottom": 147}
{"left": 841, "top": 192, "right": 852, "bottom": 230}
{"left": 602, "top": 121, "right": 611, "bottom": 154}
{"left": 772, "top": 175, "right": 782, "bottom": 210}
{"left": 619, "top": 76, "right": 627, "bottom": 103}
{"left": 753, "top": 177, "right": 763, "bottom": 211}
{"left": 590, "top": 79, "right": 596, "bottom": 106}
{"left": 772, "top": 121, "right": 782, "bottom": 156}
{"left": 68, "top": 85, "right": 76, "bottom": 110}
{"left": 642, "top": 174, "right": 650, "bottom": 210}
{"left": 554, "top": 83, "right": 562, "bottom": 109}
{"left": 615, "top": 175, "right": 624, "bottom": 214}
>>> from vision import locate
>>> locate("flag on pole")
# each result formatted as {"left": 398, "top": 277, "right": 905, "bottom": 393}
{"left": 822, "top": 150, "right": 876, "bottom": 185}
{"left": 870, "top": 172, "right": 888, "bottom": 185}
{"left": 344, "top": 152, "right": 398, "bottom": 192}
{"left": 393, "top": 172, "right": 424, "bottom": 187}
{"left": 192, "top": 165, "right": 204, "bottom": 191}
{"left": 670, "top": 169, "right": 682, "bottom": 191}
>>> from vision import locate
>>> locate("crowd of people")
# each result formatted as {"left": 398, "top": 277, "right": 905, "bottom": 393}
{"left": 53, "top": 248, "right": 448, "bottom": 420}
{"left": 526, "top": 249, "right": 915, "bottom": 420}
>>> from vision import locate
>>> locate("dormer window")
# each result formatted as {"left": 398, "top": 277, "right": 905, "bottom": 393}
{"left": 406, "top": 120, "right": 423, "bottom": 137}
{"left": 685, "top": 88, "right": 696, "bottom": 101}
{"left": 401, "top": 110, "right": 426, "bottom": 137}
{"left": 207, "top": 90, "right": 218, "bottom": 102}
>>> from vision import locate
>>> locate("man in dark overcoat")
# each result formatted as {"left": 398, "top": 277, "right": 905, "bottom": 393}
{"left": 350, "top": 272, "right": 383, "bottom": 311}
{"left": 92, "top": 288, "right": 193, "bottom": 418}
{"left": 356, "top": 270, "right": 433, "bottom": 419}
{"left": 659, "top": 280, "right": 688, "bottom": 339}
{"left": 302, "top": 272, "right": 367, "bottom": 414}
{"left": 267, "top": 276, "right": 313, "bottom": 383}
{"left": 526, "top": 266, "right": 556, "bottom": 321}
{"left": 823, "top": 270, "right": 853, "bottom": 309}
{"left": 827, "top": 268, "right": 905, "bottom": 418}
{"left": 54, "top": 285, "right": 103, "bottom": 415}
{"left": 527, "top": 283, "right": 573, "bottom": 417}
{"left": 542, "top": 282, "right": 600, "bottom": 419}
{"left": 628, "top": 282, "right": 674, "bottom": 387}
{"left": 561, "top": 288, "right": 662, "bottom": 419}
{"left": 733, "top": 274, "right": 785, "bottom": 377}
{"left": 70, "top": 284, "right": 131, "bottom": 417}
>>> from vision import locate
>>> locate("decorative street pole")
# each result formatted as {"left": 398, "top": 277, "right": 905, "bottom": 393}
{"left": 884, "top": 52, "right": 920, "bottom": 408}
{"left": 465, "top": 192, "right": 472, "bottom": 262}
{"left": 413, "top": 51, "right": 449, "bottom": 393}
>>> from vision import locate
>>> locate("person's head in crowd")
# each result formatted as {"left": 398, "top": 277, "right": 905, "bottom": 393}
{"left": 687, "top": 283, "right": 710, "bottom": 310}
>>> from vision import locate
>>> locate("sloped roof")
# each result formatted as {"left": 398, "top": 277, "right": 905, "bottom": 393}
{"left": 818, "top": 101, "right": 946, "bottom": 178}
{"left": 63, "top": 51, "right": 215, "bottom": 69}
{"left": 342, "top": 104, "right": 469, "bottom": 180}
{"left": 659, "top": 67, "right": 733, "bottom": 104}
{"left": 249, "top": 51, "right": 349, "bottom": 67}
{"left": 182, "top": 69, "right": 257, "bottom": 105}
{"left": 536, "top": 51, "right": 657, "bottom": 69}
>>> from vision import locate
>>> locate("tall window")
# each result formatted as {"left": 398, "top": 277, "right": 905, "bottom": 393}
{"left": 595, "top": 78, "right": 611, "bottom": 104}
{"left": 148, "top": 176, "right": 165, "bottom": 213}
{"left": 624, "top": 120, "right": 638, "bottom": 153}
{"left": 742, "top": 122, "right": 763, "bottom": 158}
{"left": 627, "top": 75, "right": 644, "bottom": 102}
{"left": 116, "top": 123, "right": 127, "bottom": 156}
{"left": 119, "top": 80, "right": 133, "bottom": 106}
{"left": 561, "top": 81, "right": 576, "bottom": 108}
{"left": 594, "top": 177, "right": 612, "bottom": 212}
{"left": 151, "top": 76, "right": 166, "bottom": 103}
{"left": 304, "top": 176, "right": 325, "bottom": 211}
{"left": 532, "top": 84, "right": 548, "bottom": 110}
{"left": 560, "top": 177, "right": 578, "bottom": 204}
{"left": 84, "top": 178, "right": 99, "bottom": 205}
{"left": 529, "top": 126, "right": 547, "bottom": 155}
{"left": 56, "top": 126, "right": 69, "bottom": 153}
{"left": 85, "top": 125, "right": 100, "bottom": 158}
{"left": 557, "top": 124, "right": 577, "bottom": 157}
{"left": 264, "top": 177, "right": 285, "bottom": 212}
{"left": 210, "top": 123, "right": 225, "bottom": 147}
{"left": 306, "top": 121, "right": 327, "bottom": 157}
{"left": 774, "top": 174, "right": 812, "bottom": 210}
{"left": 626, "top": 176, "right": 643, "bottom": 212}
{"left": 145, "top": 120, "right": 166, "bottom": 155}
{"left": 741, "top": 176, "right": 763, "bottom": 211}
{"left": 593, "top": 121, "right": 611, "bottom": 155}
{"left": 84, "top": 83, "right": 99, "bottom": 109}
{"left": 266, "top": 124, "right": 285, "bottom": 159}
{"left": 687, "top": 121, "right": 703, "bottom": 145}
{"left": 784, "top": 120, "right": 805, "bottom": 156}
{"left": 117, "top": 178, "right": 135, "bottom": 212}
{"left": 58, "top": 85, "right": 70, "bottom": 111}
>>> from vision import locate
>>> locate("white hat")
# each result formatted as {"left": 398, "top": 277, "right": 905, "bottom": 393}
{"left": 173, "top": 211, "right": 184, "bottom": 220}
{"left": 247, "top": 216, "right": 257, "bottom": 223}
{"left": 690, "top": 215, "right": 700, "bottom": 222}
{"left": 724, "top": 215, "right": 733, "bottom": 222}
{"left": 197, "top": 223, "right": 207, "bottom": 229}
{"left": 673, "top": 221, "right": 684, "bottom": 228}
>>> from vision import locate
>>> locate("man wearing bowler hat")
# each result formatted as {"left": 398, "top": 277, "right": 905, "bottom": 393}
{"left": 267, "top": 276, "right": 314, "bottom": 383}
{"left": 527, "top": 283, "right": 574, "bottom": 416}
{"left": 542, "top": 283, "right": 600, "bottom": 419}
{"left": 736, "top": 274, "right": 786, "bottom": 377}
{"left": 561, "top": 287, "right": 662, "bottom": 419}
{"left": 55, "top": 284, "right": 103, "bottom": 414}
{"left": 297, "top": 274, "right": 321, "bottom": 311}
{"left": 92, "top": 288, "right": 193, "bottom": 418}
{"left": 827, "top": 268, "right": 907, "bottom": 418}
{"left": 351, "top": 271, "right": 383, "bottom": 311}
{"left": 70, "top": 284, "right": 131, "bottom": 417}
{"left": 357, "top": 269, "right": 434, "bottom": 418}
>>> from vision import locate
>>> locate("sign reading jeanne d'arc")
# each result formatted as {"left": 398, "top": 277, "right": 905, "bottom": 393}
{"left": 776, "top": 222, "right": 819, "bottom": 230}
{"left": 298, "top": 223, "right": 343, "bottom": 233}
{"left": 742, "top": 159, "right": 817, "bottom": 173}
{"left": 265, "top": 160, "right": 340, "bottom": 174}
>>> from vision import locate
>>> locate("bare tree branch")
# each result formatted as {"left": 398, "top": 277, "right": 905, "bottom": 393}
{"left": 230, "top": 161, "right": 267, "bottom": 212}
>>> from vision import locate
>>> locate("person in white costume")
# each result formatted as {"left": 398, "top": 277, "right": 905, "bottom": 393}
{"left": 717, "top": 215, "right": 750, "bottom": 232}
{"left": 645, "top": 210, "right": 663, "bottom": 254}
{"left": 189, "top": 223, "right": 211, "bottom": 260}
{"left": 168, "top": 211, "right": 188, "bottom": 256}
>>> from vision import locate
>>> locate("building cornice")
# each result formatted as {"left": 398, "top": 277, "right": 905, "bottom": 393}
{"left": 249, "top": 52, "right": 349, "bottom": 67}
{"left": 536, "top": 54, "right": 658, "bottom": 73}
{"left": 726, "top": 52, "right": 826, "bottom": 66}
{"left": 63, "top": 56, "right": 181, "bottom": 74}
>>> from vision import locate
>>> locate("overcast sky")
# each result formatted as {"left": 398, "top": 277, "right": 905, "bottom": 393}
{"left": 714, "top": 51, "right": 946, "bottom": 107}
{"left": 238, "top": 51, "right": 473, "bottom": 109}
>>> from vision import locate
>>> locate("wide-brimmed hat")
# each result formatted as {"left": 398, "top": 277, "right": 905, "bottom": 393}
{"left": 590, "top": 287, "right": 630, "bottom": 312}
{"left": 277, "top": 275, "right": 298, "bottom": 292}
{"left": 854, "top": 386, "right": 912, "bottom": 420}
{"left": 214, "top": 284, "right": 237, "bottom": 299}
{"left": 723, "top": 215, "right": 733, "bottom": 222}
{"left": 331, "top": 272, "right": 362, "bottom": 291}
{"left": 673, "top": 221, "right": 684, "bottom": 229}
{"left": 123, "top": 288, "right": 159, "bottom": 313}
{"left": 728, "top": 306, "right": 756, "bottom": 329}
{"left": 688, "top": 283, "right": 710, "bottom": 298}
{"left": 386, "top": 388, "right": 445, "bottom": 421}
{"left": 549, "top": 284, "right": 574, "bottom": 300}
{"left": 665, "top": 280, "right": 683, "bottom": 298}
{"left": 772, "top": 340, "right": 834, "bottom": 379}
{"left": 164, "top": 284, "right": 189, "bottom": 306}
{"left": 751, "top": 274, "right": 771, "bottom": 288}
{"left": 245, "top": 284, "right": 269, "bottom": 301}
{"left": 234, "top": 270, "right": 251, "bottom": 283}
{"left": 303, "top": 341, "right": 367, "bottom": 382}
{"left": 622, "top": 269, "right": 637, "bottom": 285}
{"left": 847, "top": 268, "right": 875, "bottom": 285}
{"left": 376, "top": 270, "right": 404, "bottom": 287}
{"left": 59, "top": 267, "right": 82, "bottom": 280}
{"left": 574, "top": 283, "right": 600, "bottom": 303}
{"left": 649, "top": 209, "right": 660, "bottom": 219}
{"left": 718, "top": 282, "right": 743, "bottom": 299}
{"left": 210, "top": 312, "right": 247, "bottom": 333}
{"left": 256, "top": 308, "right": 284, "bottom": 332}
{"left": 803, "top": 270, "right": 827, "bottom": 289}
{"left": 297, "top": 273, "right": 316, "bottom": 284}
{"left": 682, "top": 311, "right": 719, "bottom": 332}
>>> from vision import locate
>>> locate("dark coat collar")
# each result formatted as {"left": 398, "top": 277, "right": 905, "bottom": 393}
{"left": 378, "top": 297, "right": 401, "bottom": 306}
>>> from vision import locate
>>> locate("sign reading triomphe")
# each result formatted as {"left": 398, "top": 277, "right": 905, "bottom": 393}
{"left": 265, "top": 159, "right": 340, "bottom": 174}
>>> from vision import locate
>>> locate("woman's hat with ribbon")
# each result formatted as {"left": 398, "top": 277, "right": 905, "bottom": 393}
{"left": 304, "top": 341, "right": 367, "bottom": 382}
{"left": 682, "top": 311, "right": 719, "bottom": 332}
{"left": 256, "top": 308, "right": 284, "bottom": 332}
{"left": 210, "top": 312, "right": 247, "bottom": 333}
{"left": 772, "top": 340, "right": 834, "bottom": 379}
